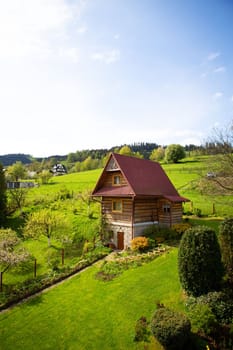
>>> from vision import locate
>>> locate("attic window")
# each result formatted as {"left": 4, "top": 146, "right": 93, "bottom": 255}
{"left": 163, "top": 204, "right": 170, "bottom": 214}
{"left": 106, "top": 158, "right": 119, "bottom": 171}
{"left": 112, "top": 200, "right": 122, "bottom": 212}
{"left": 113, "top": 175, "right": 121, "bottom": 185}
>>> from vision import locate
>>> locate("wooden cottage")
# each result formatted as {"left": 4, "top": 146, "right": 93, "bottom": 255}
{"left": 92, "top": 153, "right": 189, "bottom": 250}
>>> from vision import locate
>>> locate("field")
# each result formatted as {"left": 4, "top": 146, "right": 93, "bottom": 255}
{"left": 0, "top": 155, "right": 232, "bottom": 349}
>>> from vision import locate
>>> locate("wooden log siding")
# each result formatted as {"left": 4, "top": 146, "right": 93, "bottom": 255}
{"left": 158, "top": 200, "right": 183, "bottom": 226}
{"left": 134, "top": 198, "right": 158, "bottom": 223}
{"left": 102, "top": 197, "right": 133, "bottom": 223}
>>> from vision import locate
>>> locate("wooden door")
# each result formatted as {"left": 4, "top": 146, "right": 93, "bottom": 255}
{"left": 117, "top": 232, "right": 124, "bottom": 250}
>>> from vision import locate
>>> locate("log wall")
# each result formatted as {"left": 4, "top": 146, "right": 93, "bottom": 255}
{"left": 102, "top": 197, "right": 183, "bottom": 228}
{"left": 157, "top": 199, "right": 183, "bottom": 226}
{"left": 134, "top": 198, "right": 158, "bottom": 223}
{"left": 102, "top": 197, "right": 132, "bottom": 223}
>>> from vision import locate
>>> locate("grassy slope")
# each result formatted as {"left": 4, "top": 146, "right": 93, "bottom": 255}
{"left": 1, "top": 156, "right": 231, "bottom": 349}
{"left": 0, "top": 250, "right": 181, "bottom": 350}
{"left": 162, "top": 157, "right": 233, "bottom": 217}
{"left": 4, "top": 156, "right": 231, "bottom": 286}
{"left": 24, "top": 156, "right": 233, "bottom": 218}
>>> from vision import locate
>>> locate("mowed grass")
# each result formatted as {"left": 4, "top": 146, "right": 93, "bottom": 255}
{"left": 0, "top": 249, "right": 182, "bottom": 350}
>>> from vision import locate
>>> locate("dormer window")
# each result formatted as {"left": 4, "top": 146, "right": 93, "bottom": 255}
{"left": 112, "top": 200, "right": 122, "bottom": 212}
{"left": 113, "top": 175, "right": 121, "bottom": 185}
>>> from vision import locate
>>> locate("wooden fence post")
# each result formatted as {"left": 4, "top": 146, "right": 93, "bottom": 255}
{"left": 61, "top": 248, "right": 64, "bottom": 266}
{"left": 0, "top": 271, "right": 2, "bottom": 292}
{"left": 212, "top": 203, "right": 216, "bottom": 215}
{"left": 34, "top": 259, "right": 37, "bottom": 278}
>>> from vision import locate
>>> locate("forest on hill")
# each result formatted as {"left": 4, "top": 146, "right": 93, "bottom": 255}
{"left": 0, "top": 142, "right": 203, "bottom": 167}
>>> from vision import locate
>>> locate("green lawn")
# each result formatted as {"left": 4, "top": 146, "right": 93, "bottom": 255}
{"left": 0, "top": 249, "right": 182, "bottom": 350}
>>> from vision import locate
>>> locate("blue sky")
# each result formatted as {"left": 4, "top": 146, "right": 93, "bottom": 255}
{"left": 1, "top": 0, "right": 233, "bottom": 157}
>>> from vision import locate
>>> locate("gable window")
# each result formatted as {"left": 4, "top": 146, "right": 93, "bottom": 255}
{"left": 163, "top": 204, "right": 170, "bottom": 214}
{"left": 112, "top": 200, "right": 123, "bottom": 212}
{"left": 112, "top": 175, "right": 121, "bottom": 185}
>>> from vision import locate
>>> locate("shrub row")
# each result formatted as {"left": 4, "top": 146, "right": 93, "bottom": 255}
{"left": 0, "top": 247, "right": 109, "bottom": 311}
{"left": 142, "top": 223, "right": 192, "bottom": 243}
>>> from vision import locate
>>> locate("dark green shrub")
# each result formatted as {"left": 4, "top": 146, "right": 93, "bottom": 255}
{"left": 143, "top": 224, "right": 175, "bottom": 242}
{"left": 178, "top": 226, "right": 223, "bottom": 297}
{"left": 134, "top": 316, "right": 150, "bottom": 342}
{"left": 188, "top": 303, "right": 218, "bottom": 336}
{"left": 151, "top": 307, "right": 191, "bottom": 349}
{"left": 193, "top": 208, "right": 202, "bottom": 217}
{"left": 187, "top": 291, "right": 233, "bottom": 325}
{"left": 147, "top": 237, "right": 157, "bottom": 249}
{"left": 219, "top": 217, "right": 233, "bottom": 283}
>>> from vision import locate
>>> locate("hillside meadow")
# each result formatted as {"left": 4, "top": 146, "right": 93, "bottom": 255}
{"left": 2, "top": 155, "right": 232, "bottom": 293}
{"left": 0, "top": 155, "right": 232, "bottom": 349}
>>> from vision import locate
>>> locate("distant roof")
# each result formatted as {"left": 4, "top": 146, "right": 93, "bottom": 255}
{"left": 92, "top": 153, "right": 189, "bottom": 202}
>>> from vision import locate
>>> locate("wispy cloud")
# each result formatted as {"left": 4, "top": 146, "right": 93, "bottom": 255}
{"left": 59, "top": 47, "right": 79, "bottom": 62}
{"left": 213, "top": 66, "right": 226, "bottom": 73}
{"left": 77, "top": 25, "right": 88, "bottom": 34}
{"left": 91, "top": 49, "right": 120, "bottom": 64}
{"left": 0, "top": 0, "right": 83, "bottom": 59}
{"left": 207, "top": 52, "right": 220, "bottom": 61}
{"left": 213, "top": 92, "right": 223, "bottom": 99}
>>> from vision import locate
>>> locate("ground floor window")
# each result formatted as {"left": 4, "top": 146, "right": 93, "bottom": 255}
{"left": 163, "top": 204, "right": 170, "bottom": 214}
{"left": 112, "top": 200, "right": 123, "bottom": 212}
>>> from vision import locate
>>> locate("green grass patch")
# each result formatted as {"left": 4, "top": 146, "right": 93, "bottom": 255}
{"left": 0, "top": 249, "right": 182, "bottom": 350}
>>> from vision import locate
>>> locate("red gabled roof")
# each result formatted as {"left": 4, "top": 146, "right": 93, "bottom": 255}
{"left": 92, "top": 153, "right": 189, "bottom": 202}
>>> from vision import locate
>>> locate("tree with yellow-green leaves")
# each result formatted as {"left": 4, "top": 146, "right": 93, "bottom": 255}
{"left": 24, "top": 209, "right": 72, "bottom": 247}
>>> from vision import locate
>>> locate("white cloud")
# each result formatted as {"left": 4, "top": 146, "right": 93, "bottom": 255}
{"left": 91, "top": 49, "right": 120, "bottom": 64}
{"left": 213, "top": 66, "right": 226, "bottom": 73}
{"left": 77, "top": 25, "right": 88, "bottom": 34}
{"left": 200, "top": 72, "right": 207, "bottom": 78}
{"left": 213, "top": 92, "right": 223, "bottom": 99}
{"left": 207, "top": 52, "right": 220, "bottom": 61}
{"left": 59, "top": 47, "right": 79, "bottom": 62}
{"left": 0, "top": 0, "right": 82, "bottom": 58}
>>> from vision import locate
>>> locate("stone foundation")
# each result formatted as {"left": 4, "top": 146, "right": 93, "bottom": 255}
{"left": 107, "top": 221, "right": 158, "bottom": 249}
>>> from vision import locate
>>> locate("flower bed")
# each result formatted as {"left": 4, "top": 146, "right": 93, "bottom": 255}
{"left": 95, "top": 246, "right": 170, "bottom": 281}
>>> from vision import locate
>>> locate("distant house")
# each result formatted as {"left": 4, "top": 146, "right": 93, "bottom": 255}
{"left": 52, "top": 163, "right": 67, "bottom": 176}
{"left": 7, "top": 181, "right": 37, "bottom": 189}
{"left": 92, "top": 153, "right": 189, "bottom": 250}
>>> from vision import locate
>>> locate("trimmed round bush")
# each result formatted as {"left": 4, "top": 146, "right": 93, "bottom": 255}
{"left": 178, "top": 226, "right": 223, "bottom": 297}
{"left": 151, "top": 307, "right": 191, "bottom": 350}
